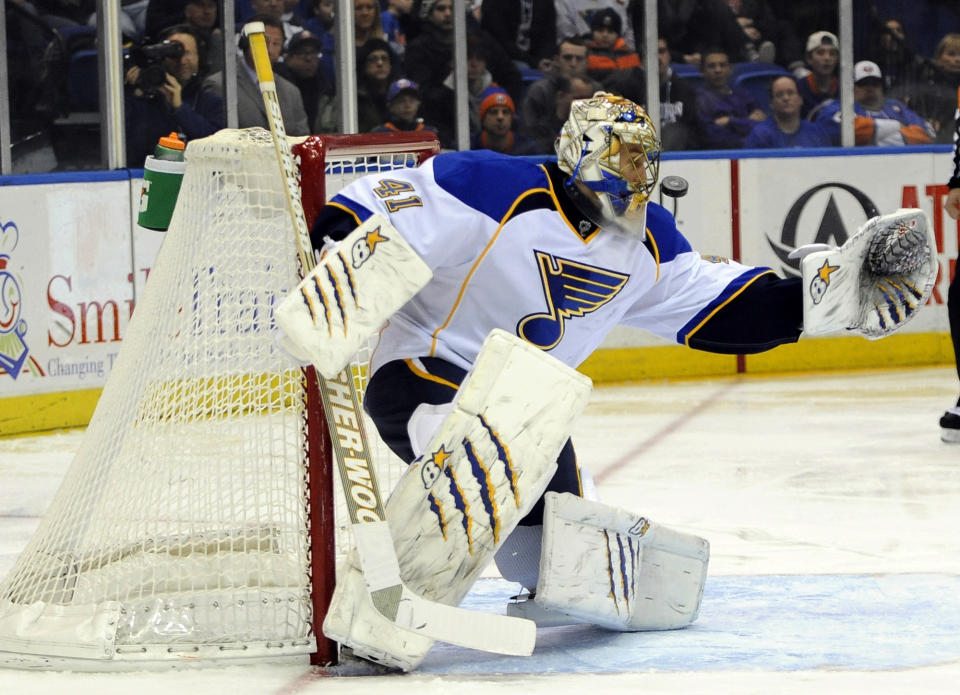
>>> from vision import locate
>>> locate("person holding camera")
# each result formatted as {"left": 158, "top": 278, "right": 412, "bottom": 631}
{"left": 124, "top": 24, "right": 225, "bottom": 166}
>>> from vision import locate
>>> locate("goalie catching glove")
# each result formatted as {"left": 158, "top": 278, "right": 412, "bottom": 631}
{"left": 791, "top": 208, "right": 937, "bottom": 339}
{"left": 275, "top": 214, "right": 432, "bottom": 377}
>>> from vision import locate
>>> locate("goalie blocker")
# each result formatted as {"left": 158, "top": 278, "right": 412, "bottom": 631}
{"left": 791, "top": 208, "right": 937, "bottom": 339}
{"left": 275, "top": 214, "right": 433, "bottom": 378}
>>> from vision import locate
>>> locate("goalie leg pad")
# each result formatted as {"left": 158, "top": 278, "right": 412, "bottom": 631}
{"left": 324, "top": 329, "right": 593, "bottom": 666}
{"left": 794, "top": 208, "right": 937, "bottom": 339}
{"left": 534, "top": 492, "right": 709, "bottom": 631}
{"left": 390, "top": 330, "right": 593, "bottom": 604}
{"left": 275, "top": 214, "right": 433, "bottom": 377}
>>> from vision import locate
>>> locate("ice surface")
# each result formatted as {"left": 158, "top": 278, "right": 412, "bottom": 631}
{"left": 1, "top": 366, "right": 958, "bottom": 693}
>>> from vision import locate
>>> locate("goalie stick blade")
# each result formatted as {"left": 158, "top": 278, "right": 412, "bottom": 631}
{"left": 396, "top": 587, "right": 536, "bottom": 656}
{"left": 353, "top": 521, "right": 536, "bottom": 656}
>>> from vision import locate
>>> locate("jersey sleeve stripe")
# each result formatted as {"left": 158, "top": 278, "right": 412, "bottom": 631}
{"left": 644, "top": 202, "right": 692, "bottom": 262}
{"left": 644, "top": 228, "right": 661, "bottom": 282}
{"left": 327, "top": 196, "right": 371, "bottom": 225}
{"left": 678, "top": 268, "right": 777, "bottom": 345}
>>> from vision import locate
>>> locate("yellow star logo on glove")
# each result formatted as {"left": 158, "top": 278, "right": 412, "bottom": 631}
{"left": 431, "top": 445, "right": 452, "bottom": 468}
{"left": 818, "top": 259, "right": 840, "bottom": 285}
{"left": 364, "top": 226, "right": 388, "bottom": 253}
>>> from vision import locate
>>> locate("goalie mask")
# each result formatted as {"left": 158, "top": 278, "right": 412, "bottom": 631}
{"left": 556, "top": 92, "right": 661, "bottom": 223}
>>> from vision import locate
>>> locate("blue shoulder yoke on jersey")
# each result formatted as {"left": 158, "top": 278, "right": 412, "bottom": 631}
{"left": 643, "top": 201, "right": 692, "bottom": 264}
{"left": 430, "top": 150, "right": 552, "bottom": 222}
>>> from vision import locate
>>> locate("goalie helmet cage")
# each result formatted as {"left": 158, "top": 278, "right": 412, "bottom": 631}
{"left": 0, "top": 129, "right": 441, "bottom": 671}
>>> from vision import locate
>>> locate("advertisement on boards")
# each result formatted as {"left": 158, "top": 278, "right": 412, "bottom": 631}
{"left": 1, "top": 180, "right": 135, "bottom": 396}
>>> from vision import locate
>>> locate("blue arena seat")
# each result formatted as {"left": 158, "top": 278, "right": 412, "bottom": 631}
{"left": 66, "top": 49, "right": 101, "bottom": 114}
{"left": 670, "top": 63, "right": 702, "bottom": 78}
{"left": 732, "top": 64, "right": 791, "bottom": 114}
{"left": 670, "top": 63, "right": 704, "bottom": 92}
{"left": 731, "top": 62, "right": 789, "bottom": 81}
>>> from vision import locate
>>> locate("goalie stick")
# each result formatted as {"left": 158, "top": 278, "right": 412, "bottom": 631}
{"left": 241, "top": 22, "right": 536, "bottom": 659}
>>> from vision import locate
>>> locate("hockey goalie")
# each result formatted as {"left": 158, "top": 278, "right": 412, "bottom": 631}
{"left": 276, "top": 93, "right": 938, "bottom": 670}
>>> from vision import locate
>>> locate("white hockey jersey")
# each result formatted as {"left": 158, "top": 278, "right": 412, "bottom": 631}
{"left": 324, "top": 150, "right": 774, "bottom": 374}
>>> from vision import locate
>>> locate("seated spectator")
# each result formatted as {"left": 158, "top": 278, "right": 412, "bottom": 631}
{"left": 796, "top": 31, "right": 839, "bottom": 119}
{"left": 202, "top": 14, "right": 309, "bottom": 135}
{"left": 354, "top": 0, "right": 387, "bottom": 51}
{"left": 145, "top": 0, "right": 189, "bottom": 40}
{"left": 182, "top": 0, "right": 223, "bottom": 74}
{"left": 444, "top": 36, "right": 499, "bottom": 136}
{"left": 356, "top": 38, "right": 399, "bottom": 132}
{"left": 382, "top": 0, "right": 414, "bottom": 59}
{"left": 303, "top": 0, "right": 333, "bottom": 35}
{"left": 557, "top": 0, "right": 635, "bottom": 51}
{"left": 480, "top": 0, "right": 556, "bottom": 72}
{"left": 89, "top": 0, "right": 147, "bottom": 40}
{"left": 814, "top": 60, "right": 934, "bottom": 146}
{"left": 406, "top": 0, "right": 521, "bottom": 98}
{"left": 585, "top": 8, "right": 640, "bottom": 82}
{"left": 303, "top": 0, "right": 336, "bottom": 85}
{"left": 521, "top": 73, "right": 597, "bottom": 154}
{"left": 248, "top": 0, "right": 303, "bottom": 44}
{"left": 902, "top": 33, "right": 960, "bottom": 143}
{"left": 470, "top": 87, "right": 537, "bottom": 155}
{"left": 649, "top": 0, "right": 749, "bottom": 66}
{"left": 281, "top": 0, "right": 306, "bottom": 29}
{"left": 744, "top": 75, "right": 830, "bottom": 148}
{"left": 729, "top": 0, "right": 803, "bottom": 68}
{"left": 372, "top": 78, "right": 440, "bottom": 134}
{"left": 603, "top": 36, "right": 701, "bottom": 150}
{"left": 276, "top": 30, "right": 336, "bottom": 132}
{"left": 695, "top": 49, "right": 766, "bottom": 149}
{"left": 522, "top": 37, "right": 591, "bottom": 145}
{"left": 865, "top": 17, "right": 926, "bottom": 93}
{"left": 124, "top": 24, "right": 224, "bottom": 166}
{"left": 725, "top": 0, "right": 775, "bottom": 64}
{"left": 406, "top": 0, "right": 522, "bottom": 147}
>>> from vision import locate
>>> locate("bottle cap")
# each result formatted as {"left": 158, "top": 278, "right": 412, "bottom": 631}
{"left": 158, "top": 132, "right": 185, "bottom": 151}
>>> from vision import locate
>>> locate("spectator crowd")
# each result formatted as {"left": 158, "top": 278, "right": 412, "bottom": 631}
{"left": 6, "top": 0, "right": 960, "bottom": 166}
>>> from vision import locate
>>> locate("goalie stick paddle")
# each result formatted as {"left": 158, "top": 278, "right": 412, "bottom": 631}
{"left": 241, "top": 22, "right": 536, "bottom": 658}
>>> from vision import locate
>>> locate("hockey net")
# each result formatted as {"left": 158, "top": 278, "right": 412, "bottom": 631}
{"left": 0, "top": 129, "right": 440, "bottom": 669}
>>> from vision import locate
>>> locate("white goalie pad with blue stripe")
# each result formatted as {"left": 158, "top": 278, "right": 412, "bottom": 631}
{"left": 535, "top": 492, "right": 709, "bottom": 631}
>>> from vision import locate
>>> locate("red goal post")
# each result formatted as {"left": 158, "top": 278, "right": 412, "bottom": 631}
{"left": 294, "top": 131, "right": 440, "bottom": 666}
{"left": 0, "top": 129, "right": 440, "bottom": 670}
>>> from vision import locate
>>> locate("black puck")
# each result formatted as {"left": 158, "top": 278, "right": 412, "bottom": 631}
{"left": 660, "top": 176, "right": 689, "bottom": 198}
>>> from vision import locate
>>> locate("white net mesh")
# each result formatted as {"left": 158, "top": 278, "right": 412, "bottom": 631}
{"left": 0, "top": 129, "right": 438, "bottom": 667}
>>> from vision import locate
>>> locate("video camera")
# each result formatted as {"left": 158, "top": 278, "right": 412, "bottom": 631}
{"left": 126, "top": 40, "right": 184, "bottom": 94}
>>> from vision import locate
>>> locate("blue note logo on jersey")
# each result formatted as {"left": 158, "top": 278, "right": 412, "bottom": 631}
{"left": 517, "top": 251, "right": 629, "bottom": 350}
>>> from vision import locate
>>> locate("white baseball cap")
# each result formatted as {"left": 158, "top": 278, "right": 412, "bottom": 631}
{"left": 854, "top": 60, "right": 883, "bottom": 84}
{"left": 806, "top": 31, "right": 838, "bottom": 53}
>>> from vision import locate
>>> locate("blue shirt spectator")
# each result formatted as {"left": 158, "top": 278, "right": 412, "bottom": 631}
{"left": 745, "top": 75, "right": 831, "bottom": 149}
{"left": 815, "top": 60, "right": 934, "bottom": 146}
{"left": 744, "top": 118, "right": 831, "bottom": 148}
